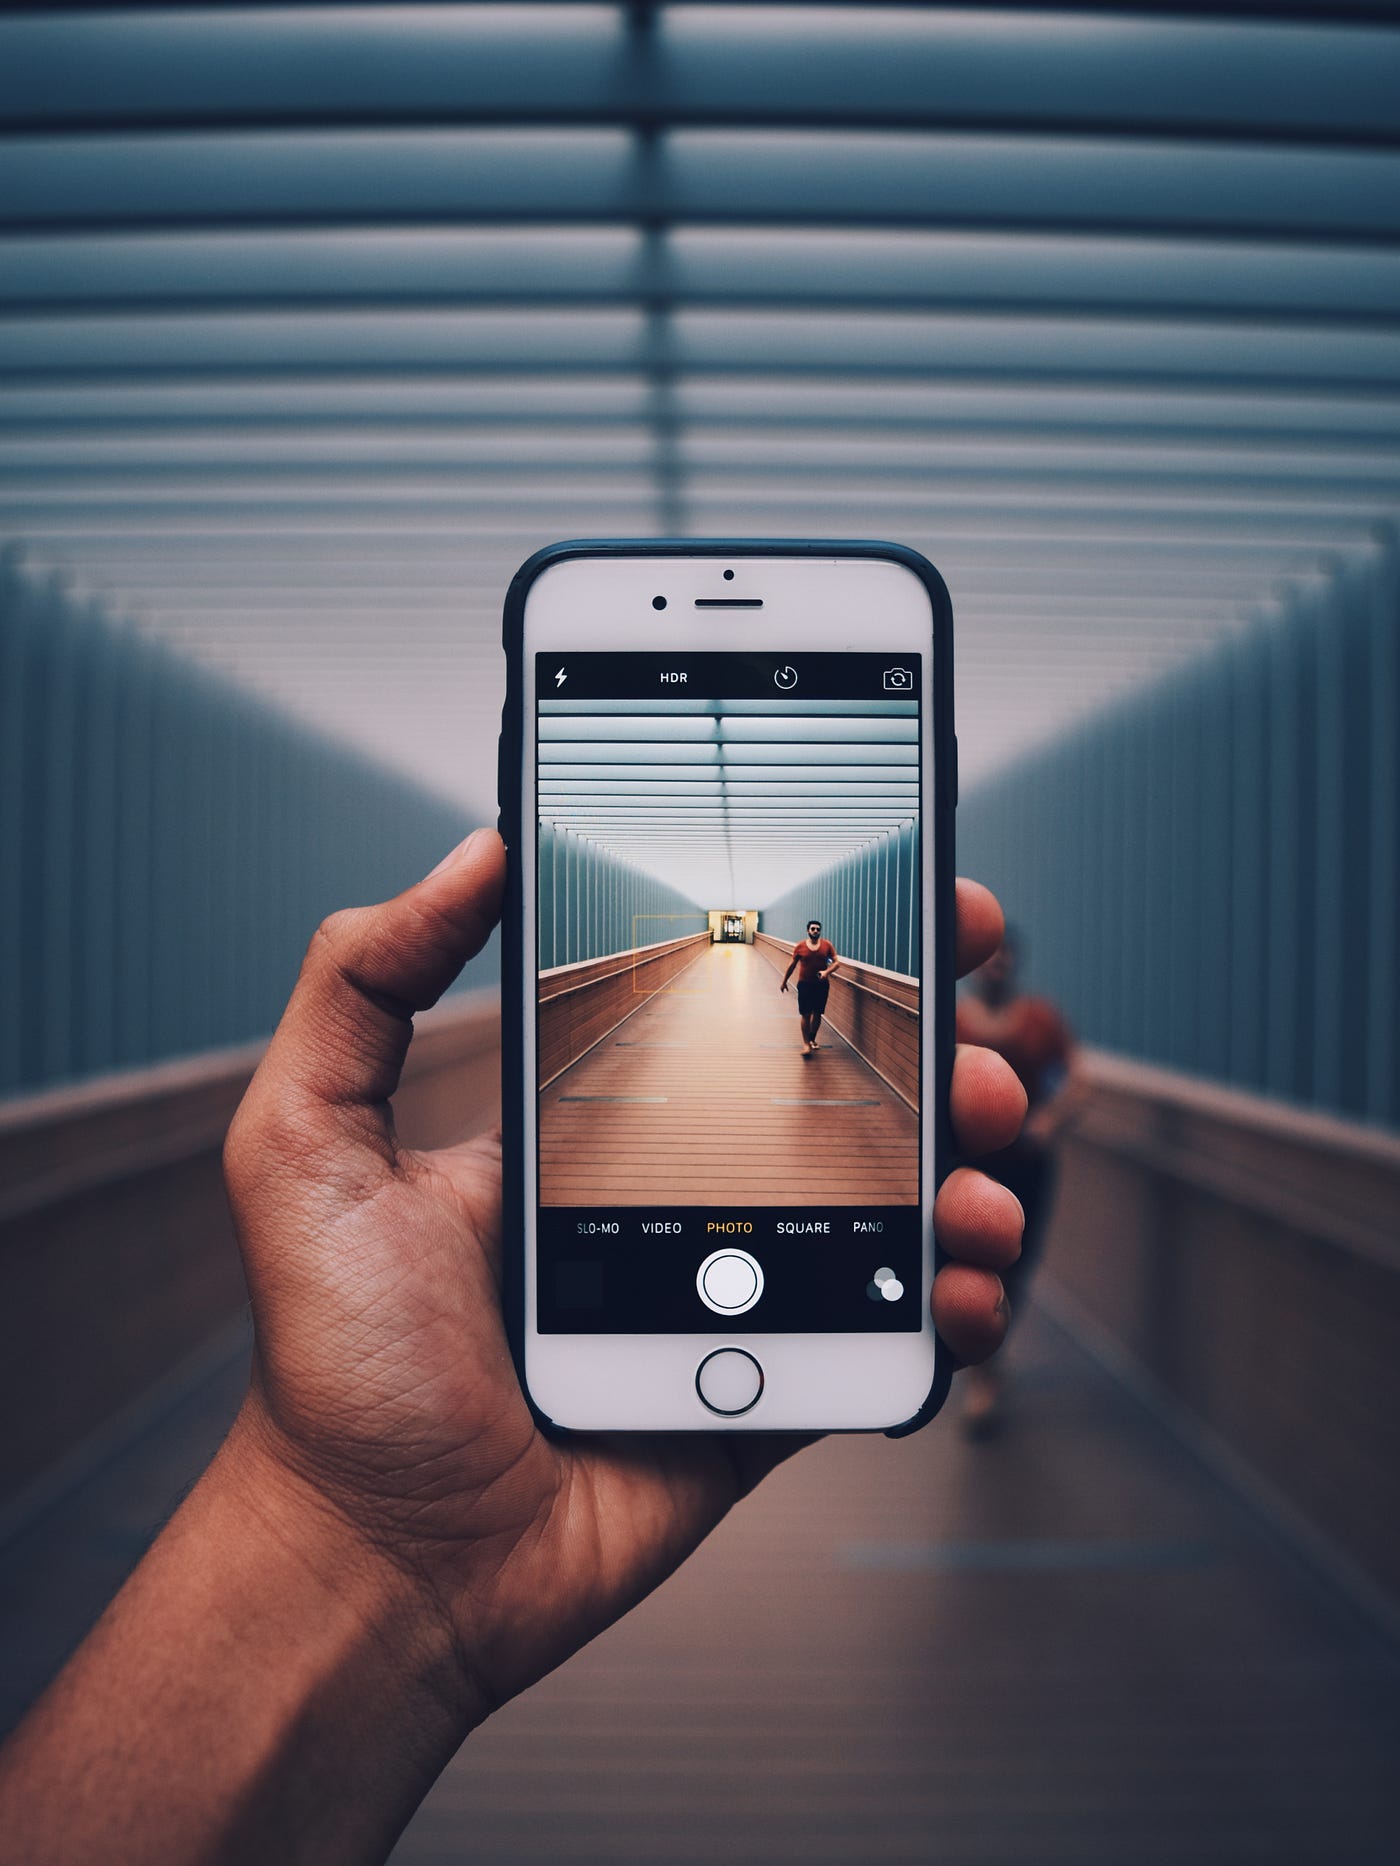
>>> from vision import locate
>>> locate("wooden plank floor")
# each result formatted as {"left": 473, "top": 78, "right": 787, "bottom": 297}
{"left": 5, "top": 1299, "right": 1395, "bottom": 1864}
{"left": 539, "top": 941, "right": 919, "bottom": 1206}
{"left": 394, "top": 1299, "right": 1400, "bottom": 1866}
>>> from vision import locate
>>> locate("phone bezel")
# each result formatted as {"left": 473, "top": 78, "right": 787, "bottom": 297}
{"left": 500, "top": 540, "right": 956, "bottom": 1434}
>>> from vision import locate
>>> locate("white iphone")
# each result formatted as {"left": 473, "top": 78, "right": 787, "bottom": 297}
{"left": 499, "top": 541, "right": 956, "bottom": 1433}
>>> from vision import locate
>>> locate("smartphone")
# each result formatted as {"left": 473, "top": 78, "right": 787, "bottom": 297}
{"left": 499, "top": 541, "right": 956, "bottom": 1433}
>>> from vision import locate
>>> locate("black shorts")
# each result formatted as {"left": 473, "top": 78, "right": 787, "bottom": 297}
{"left": 796, "top": 979, "right": 830, "bottom": 1016}
{"left": 981, "top": 1134, "right": 1059, "bottom": 1311}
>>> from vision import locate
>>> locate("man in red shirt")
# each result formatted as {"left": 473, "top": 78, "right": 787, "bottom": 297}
{"left": 780, "top": 919, "right": 840, "bottom": 1054}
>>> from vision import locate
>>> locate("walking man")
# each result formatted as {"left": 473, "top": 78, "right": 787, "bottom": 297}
{"left": 781, "top": 919, "right": 840, "bottom": 1053}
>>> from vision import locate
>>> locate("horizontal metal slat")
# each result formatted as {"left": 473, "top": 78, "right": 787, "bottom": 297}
{"left": 4, "top": 129, "right": 1400, "bottom": 241}
{"left": 2, "top": 8, "right": 1398, "bottom": 146}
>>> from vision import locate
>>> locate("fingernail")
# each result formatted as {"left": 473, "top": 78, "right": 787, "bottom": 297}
{"left": 426, "top": 828, "right": 487, "bottom": 880}
{"left": 994, "top": 1278, "right": 1009, "bottom": 1319}
{"left": 1007, "top": 1189, "right": 1026, "bottom": 1232}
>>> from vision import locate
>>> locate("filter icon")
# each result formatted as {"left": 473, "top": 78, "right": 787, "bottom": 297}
{"left": 866, "top": 1265, "right": 905, "bottom": 1304}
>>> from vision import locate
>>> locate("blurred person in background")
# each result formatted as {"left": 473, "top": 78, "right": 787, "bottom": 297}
{"left": 956, "top": 927, "right": 1079, "bottom": 1437}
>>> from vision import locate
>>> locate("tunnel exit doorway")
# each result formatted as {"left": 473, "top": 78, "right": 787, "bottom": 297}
{"left": 708, "top": 909, "right": 757, "bottom": 944}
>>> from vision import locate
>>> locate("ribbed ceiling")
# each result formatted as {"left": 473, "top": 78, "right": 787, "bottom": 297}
{"left": 540, "top": 695, "right": 918, "bottom": 902}
{"left": 3, "top": 3, "right": 1398, "bottom": 806}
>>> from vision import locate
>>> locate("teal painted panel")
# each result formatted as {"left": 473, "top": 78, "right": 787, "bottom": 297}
{"left": 762, "top": 814, "right": 919, "bottom": 982}
{"left": 959, "top": 545, "right": 1399, "bottom": 1129}
{"left": 0, "top": 556, "right": 484, "bottom": 1098}
{"left": 532, "top": 820, "right": 702, "bottom": 971}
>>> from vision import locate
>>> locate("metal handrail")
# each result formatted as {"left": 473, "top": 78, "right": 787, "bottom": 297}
{"left": 753, "top": 935, "right": 918, "bottom": 1017}
{"left": 538, "top": 934, "right": 709, "bottom": 1004}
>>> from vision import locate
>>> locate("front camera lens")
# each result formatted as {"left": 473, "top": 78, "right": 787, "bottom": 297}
{"left": 723, "top": 568, "right": 735, "bottom": 581}
{"left": 652, "top": 595, "right": 667, "bottom": 611}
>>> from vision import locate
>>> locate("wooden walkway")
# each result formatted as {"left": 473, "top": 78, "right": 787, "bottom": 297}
{"left": 4, "top": 1299, "right": 1396, "bottom": 1865}
{"left": 539, "top": 941, "right": 918, "bottom": 1206}
{"left": 399, "top": 1302, "right": 1400, "bottom": 1866}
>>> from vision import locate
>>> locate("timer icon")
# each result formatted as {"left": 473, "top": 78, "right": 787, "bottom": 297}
{"left": 773, "top": 665, "right": 798, "bottom": 690}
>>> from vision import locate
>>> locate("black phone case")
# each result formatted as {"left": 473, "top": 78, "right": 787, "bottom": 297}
{"left": 498, "top": 538, "right": 958, "bottom": 1437}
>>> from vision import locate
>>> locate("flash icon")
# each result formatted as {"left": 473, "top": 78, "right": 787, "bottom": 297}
{"left": 554, "top": 667, "right": 567, "bottom": 688}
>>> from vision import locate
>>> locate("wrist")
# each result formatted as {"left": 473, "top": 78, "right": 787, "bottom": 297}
{"left": 0, "top": 1401, "right": 488, "bottom": 1866}
{"left": 222, "top": 1400, "right": 491, "bottom": 1739}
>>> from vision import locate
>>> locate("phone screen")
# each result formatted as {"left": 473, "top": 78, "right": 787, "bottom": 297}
{"left": 535, "top": 649, "right": 922, "bottom": 1335}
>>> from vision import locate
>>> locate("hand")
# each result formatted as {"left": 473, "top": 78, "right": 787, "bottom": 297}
{"left": 223, "top": 831, "right": 1027, "bottom": 1727}
{"left": 780, "top": 978, "right": 790, "bottom": 992}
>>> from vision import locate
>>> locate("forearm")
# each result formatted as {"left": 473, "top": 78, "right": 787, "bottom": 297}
{"left": 0, "top": 1410, "right": 479, "bottom": 1866}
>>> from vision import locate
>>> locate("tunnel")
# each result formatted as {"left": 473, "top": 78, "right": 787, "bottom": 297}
{"left": 536, "top": 692, "right": 920, "bottom": 1204}
{"left": 1, "top": 4, "right": 1399, "bottom": 1862}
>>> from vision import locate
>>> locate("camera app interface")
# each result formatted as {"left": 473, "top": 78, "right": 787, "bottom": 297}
{"left": 536, "top": 652, "right": 922, "bottom": 1334}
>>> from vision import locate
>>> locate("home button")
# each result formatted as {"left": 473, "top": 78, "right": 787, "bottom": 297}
{"left": 696, "top": 1347, "right": 764, "bottom": 1417}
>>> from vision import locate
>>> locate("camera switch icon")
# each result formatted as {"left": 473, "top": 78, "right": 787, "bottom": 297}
{"left": 883, "top": 667, "right": 913, "bottom": 692}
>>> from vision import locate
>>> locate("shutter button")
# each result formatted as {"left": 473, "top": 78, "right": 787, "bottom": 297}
{"left": 697, "top": 1248, "right": 764, "bottom": 1316}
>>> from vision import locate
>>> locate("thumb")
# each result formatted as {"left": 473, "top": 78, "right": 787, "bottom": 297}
{"left": 229, "top": 829, "right": 506, "bottom": 1184}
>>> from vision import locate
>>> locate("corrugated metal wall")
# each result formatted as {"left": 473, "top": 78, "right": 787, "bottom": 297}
{"left": 536, "top": 820, "right": 704, "bottom": 970}
{"left": 959, "top": 535, "right": 1400, "bottom": 1126}
{"left": 0, "top": 550, "right": 486, "bottom": 1099}
{"left": 761, "top": 820, "right": 920, "bottom": 980}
